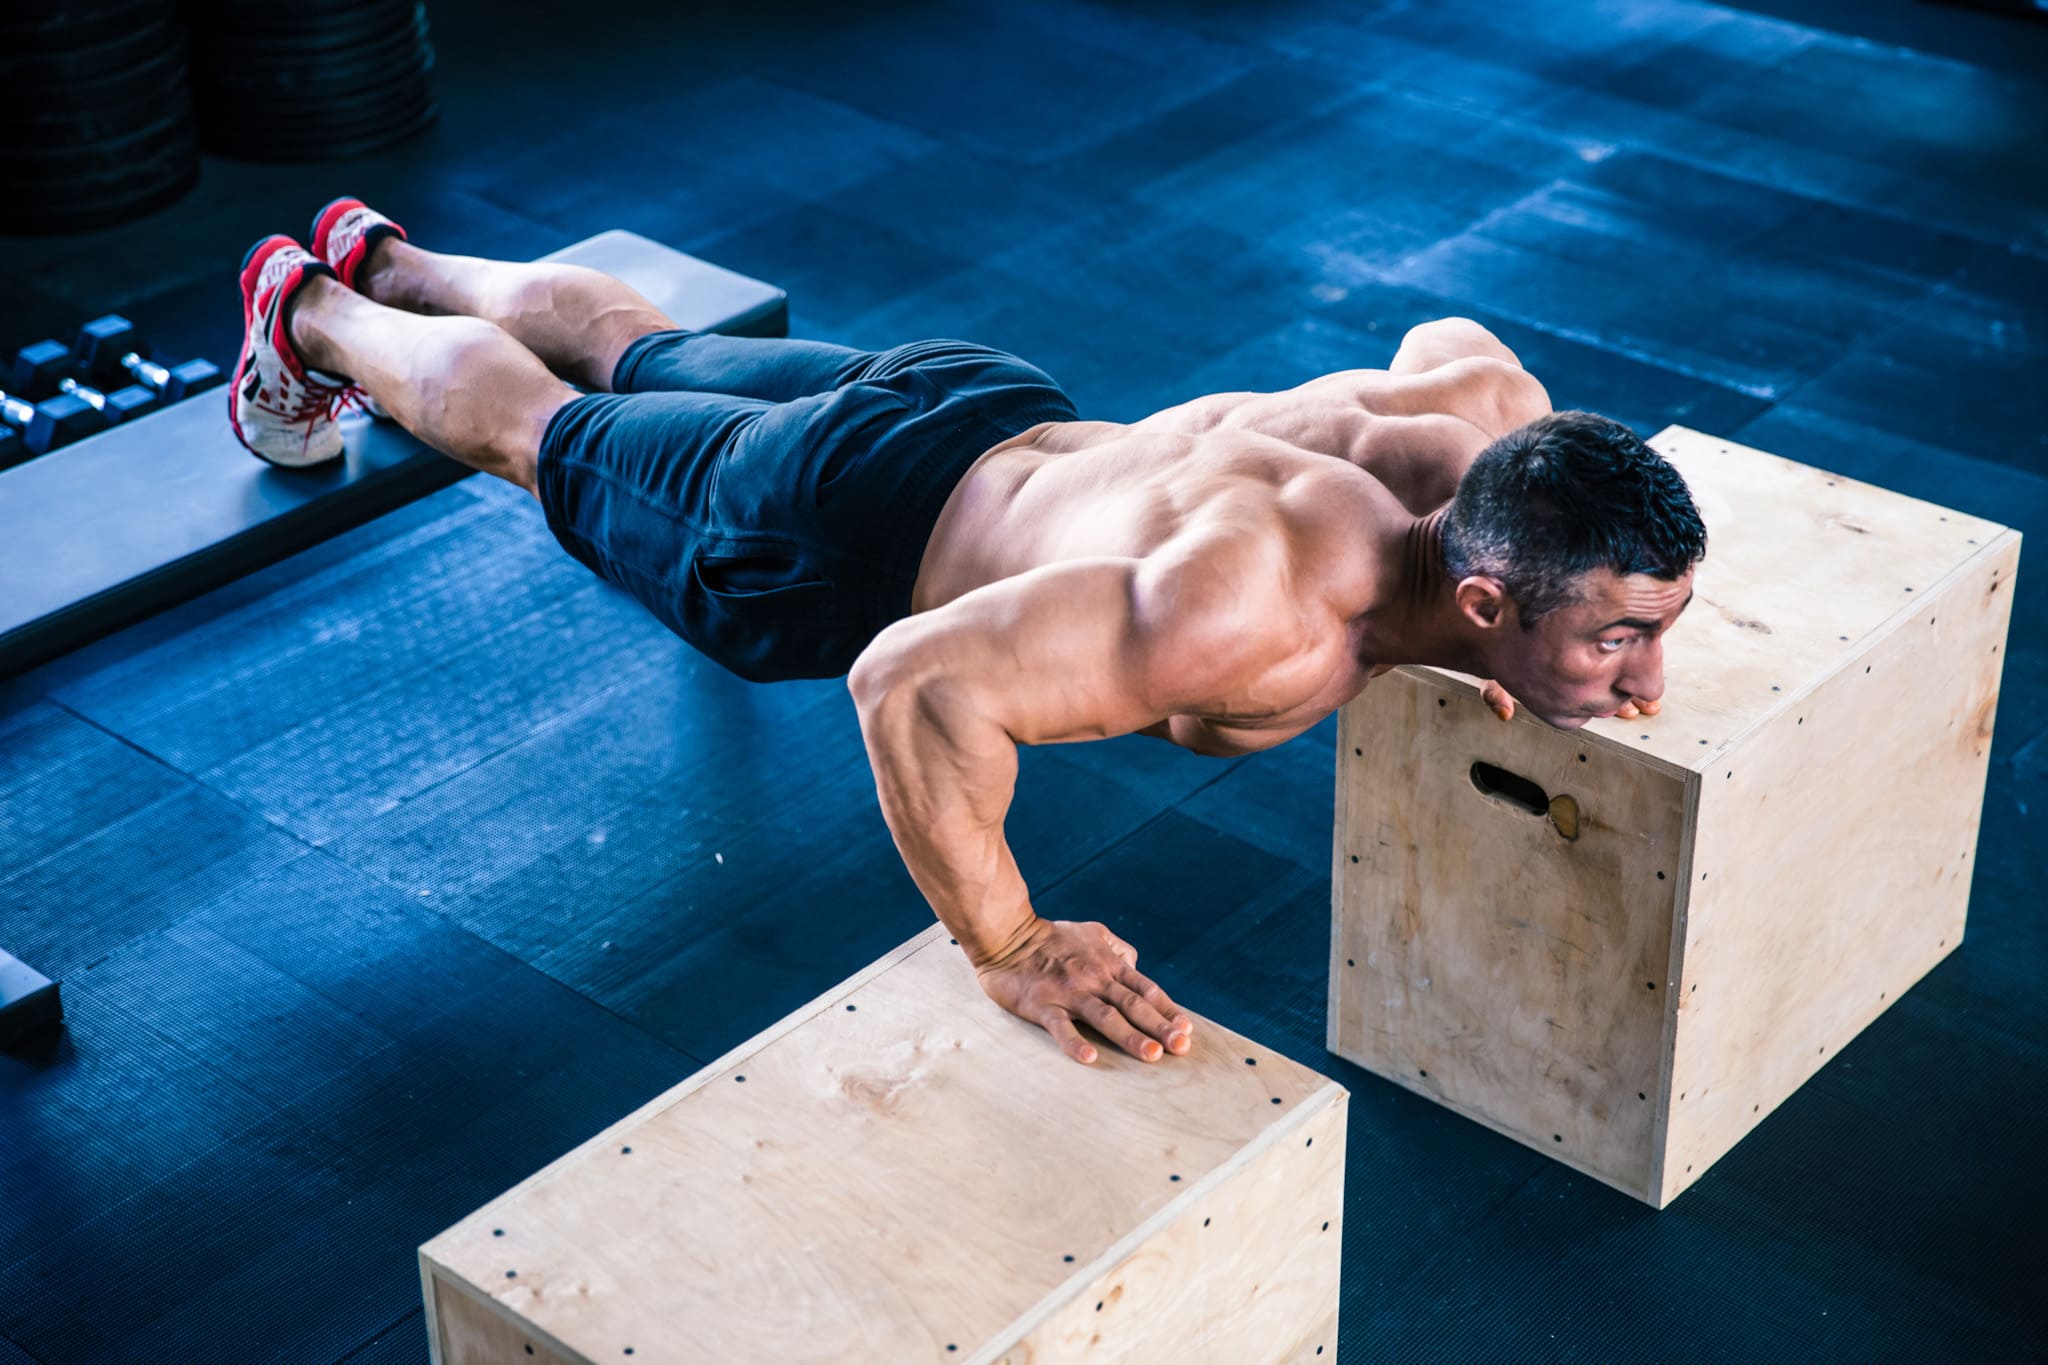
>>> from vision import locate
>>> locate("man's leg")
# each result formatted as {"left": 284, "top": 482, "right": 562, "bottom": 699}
{"left": 285, "top": 274, "right": 575, "bottom": 497}
{"left": 347, "top": 235, "right": 903, "bottom": 404}
{"left": 349, "top": 238, "right": 676, "bottom": 394}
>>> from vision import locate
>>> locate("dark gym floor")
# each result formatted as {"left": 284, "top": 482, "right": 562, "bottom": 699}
{"left": 4, "top": 1, "right": 2045, "bottom": 1361}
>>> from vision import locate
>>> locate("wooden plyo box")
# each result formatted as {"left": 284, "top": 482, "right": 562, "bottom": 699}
{"left": 422, "top": 925, "right": 1349, "bottom": 1363}
{"left": 1330, "top": 426, "right": 2020, "bottom": 1208}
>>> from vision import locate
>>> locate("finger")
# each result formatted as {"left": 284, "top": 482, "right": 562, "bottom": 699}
{"left": 1615, "top": 700, "right": 1640, "bottom": 719}
{"left": 1119, "top": 966, "right": 1194, "bottom": 1053}
{"left": 1040, "top": 1008, "right": 1098, "bottom": 1065}
{"left": 1106, "top": 982, "right": 1176, "bottom": 1047}
{"left": 1636, "top": 698, "right": 1661, "bottom": 716}
{"left": 1077, "top": 996, "right": 1163, "bottom": 1063}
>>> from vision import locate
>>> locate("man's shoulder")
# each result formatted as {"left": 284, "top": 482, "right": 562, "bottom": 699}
{"left": 1396, "top": 355, "right": 1552, "bottom": 437}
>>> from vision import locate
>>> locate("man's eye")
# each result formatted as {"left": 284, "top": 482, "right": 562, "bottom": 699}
{"left": 1597, "top": 637, "right": 1627, "bottom": 653}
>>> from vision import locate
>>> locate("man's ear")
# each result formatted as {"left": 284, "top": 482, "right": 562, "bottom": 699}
{"left": 1455, "top": 576, "right": 1512, "bottom": 631}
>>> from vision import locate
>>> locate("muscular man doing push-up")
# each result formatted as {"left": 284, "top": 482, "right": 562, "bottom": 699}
{"left": 229, "top": 203, "right": 1707, "bottom": 1068}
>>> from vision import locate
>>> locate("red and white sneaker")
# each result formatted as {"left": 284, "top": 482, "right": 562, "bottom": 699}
{"left": 229, "top": 234, "right": 360, "bottom": 468}
{"left": 309, "top": 196, "right": 407, "bottom": 420}
{"left": 309, "top": 195, "right": 407, "bottom": 290}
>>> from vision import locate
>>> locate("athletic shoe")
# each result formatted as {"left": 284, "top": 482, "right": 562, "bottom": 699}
{"left": 309, "top": 195, "right": 407, "bottom": 292}
{"left": 308, "top": 196, "right": 407, "bottom": 419}
{"left": 228, "top": 234, "right": 359, "bottom": 468}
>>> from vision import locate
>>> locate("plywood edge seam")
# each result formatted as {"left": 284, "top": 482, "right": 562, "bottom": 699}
{"left": 1699, "top": 527, "right": 2022, "bottom": 768}
{"left": 974, "top": 1080, "right": 1348, "bottom": 1364}
{"left": 1326, "top": 731, "right": 1351, "bottom": 1055}
{"left": 420, "top": 1252, "right": 586, "bottom": 1365}
{"left": 1646, "top": 766, "right": 1704, "bottom": 1208}
{"left": 421, "top": 1254, "right": 444, "bottom": 1365}
{"left": 419, "top": 925, "right": 949, "bottom": 1263}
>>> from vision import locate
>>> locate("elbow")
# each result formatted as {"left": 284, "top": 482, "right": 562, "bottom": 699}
{"left": 846, "top": 643, "right": 900, "bottom": 712}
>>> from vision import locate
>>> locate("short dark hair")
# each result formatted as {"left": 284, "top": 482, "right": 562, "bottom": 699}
{"left": 1441, "top": 410, "right": 1706, "bottom": 626}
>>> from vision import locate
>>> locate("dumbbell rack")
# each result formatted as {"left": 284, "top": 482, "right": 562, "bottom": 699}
{"left": 0, "top": 230, "right": 786, "bottom": 677}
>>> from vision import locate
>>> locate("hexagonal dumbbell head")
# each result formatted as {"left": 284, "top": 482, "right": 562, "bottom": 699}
{"left": 73, "top": 313, "right": 221, "bottom": 402}
{"left": 73, "top": 314, "right": 147, "bottom": 388}
{"left": 158, "top": 357, "right": 223, "bottom": 401}
{"left": 0, "top": 389, "right": 106, "bottom": 452}
{"left": 11, "top": 339, "right": 75, "bottom": 400}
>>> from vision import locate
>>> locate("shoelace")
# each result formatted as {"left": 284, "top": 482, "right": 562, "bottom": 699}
{"left": 251, "top": 372, "right": 367, "bottom": 451}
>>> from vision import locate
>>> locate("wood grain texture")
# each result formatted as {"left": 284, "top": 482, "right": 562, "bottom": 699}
{"left": 1331, "top": 669, "right": 1687, "bottom": 1198}
{"left": 424, "top": 925, "right": 1345, "bottom": 1363}
{"left": 1659, "top": 530, "right": 2021, "bottom": 1202}
{"left": 1332, "top": 429, "right": 2019, "bottom": 1206}
{"left": 994, "top": 1096, "right": 1345, "bottom": 1364}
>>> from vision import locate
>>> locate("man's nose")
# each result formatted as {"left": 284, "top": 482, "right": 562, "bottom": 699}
{"left": 1620, "top": 642, "right": 1665, "bottom": 703}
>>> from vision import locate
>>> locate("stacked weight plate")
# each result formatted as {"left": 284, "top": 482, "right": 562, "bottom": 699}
{"left": 0, "top": 0, "right": 202, "bottom": 235}
{"left": 182, "top": 0, "right": 437, "bottom": 162}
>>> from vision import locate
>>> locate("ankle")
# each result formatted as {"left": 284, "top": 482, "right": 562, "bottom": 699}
{"left": 284, "top": 274, "right": 350, "bottom": 379}
{"left": 353, "top": 232, "right": 408, "bottom": 303}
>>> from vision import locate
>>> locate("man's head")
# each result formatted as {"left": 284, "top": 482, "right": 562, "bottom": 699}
{"left": 1442, "top": 410, "right": 1706, "bottom": 729}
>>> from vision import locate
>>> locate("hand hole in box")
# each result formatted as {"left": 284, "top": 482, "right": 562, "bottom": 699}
{"left": 1469, "top": 761, "right": 1546, "bottom": 816}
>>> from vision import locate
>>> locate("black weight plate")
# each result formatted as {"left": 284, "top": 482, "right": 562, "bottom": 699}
{"left": 188, "top": 16, "right": 425, "bottom": 71}
{"left": 1, "top": 154, "right": 198, "bottom": 235}
{"left": 0, "top": 44, "right": 191, "bottom": 126}
{"left": 200, "top": 93, "right": 433, "bottom": 163}
{"left": 0, "top": 82, "right": 195, "bottom": 146}
{"left": 0, "top": 1, "right": 176, "bottom": 48}
{"left": 195, "top": 66, "right": 433, "bottom": 135}
{"left": 0, "top": 34, "right": 188, "bottom": 107}
{"left": 191, "top": 20, "right": 428, "bottom": 94}
{"left": 194, "top": 39, "right": 431, "bottom": 104}
{"left": 1, "top": 113, "right": 195, "bottom": 193}
{"left": 7, "top": 139, "right": 197, "bottom": 208}
{"left": 0, "top": 63, "right": 192, "bottom": 142}
{"left": 180, "top": 0, "right": 415, "bottom": 24}
{"left": 194, "top": 38, "right": 431, "bottom": 109}
{"left": 0, "top": 14, "right": 179, "bottom": 86}
{"left": 180, "top": 0, "right": 419, "bottom": 46}
{"left": 195, "top": 82, "right": 433, "bottom": 144}
{"left": 0, "top": 106, "right": 193, "bottom": 174}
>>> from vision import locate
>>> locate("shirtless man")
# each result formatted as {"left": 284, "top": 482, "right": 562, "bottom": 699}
{"left": 231, "top": 201, "right": 1706, "bottom": 1069}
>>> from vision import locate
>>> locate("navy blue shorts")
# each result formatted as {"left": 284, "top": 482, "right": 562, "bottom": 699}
{"left": 535, "top": 332, "right": 1076, "bottom": 682}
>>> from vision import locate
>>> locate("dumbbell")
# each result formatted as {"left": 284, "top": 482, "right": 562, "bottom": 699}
{"left": 73, "top": 315, "right": 223, "bottom": 402}
{"left": 8, "top": 338, "right": 155, "bottom": 420}
{"left": 0, "top": 387, "right": 106, "bottom": 455}
{"left": 59, "top": 375, "right": 159, "bottom": 424}
{"left": 0, "top": 424, "right": 25, "bottom": 472}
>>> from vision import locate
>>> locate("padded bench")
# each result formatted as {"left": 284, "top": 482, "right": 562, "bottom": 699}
{"left": 0, "top": 231, "right": 786, "bottom": 677}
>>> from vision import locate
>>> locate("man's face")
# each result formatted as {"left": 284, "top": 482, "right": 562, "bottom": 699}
{"left": 1489, "top": 568, "right": 1695, "bottom": 730}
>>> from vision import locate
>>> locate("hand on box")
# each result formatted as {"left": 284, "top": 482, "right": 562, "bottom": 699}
{"left": 974, "top": 917, "right": 1193, "bottom": 1066}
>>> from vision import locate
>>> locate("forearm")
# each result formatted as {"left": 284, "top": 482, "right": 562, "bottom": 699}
{"left": 851, "top": 676, "right": 1039, "bottom": 966}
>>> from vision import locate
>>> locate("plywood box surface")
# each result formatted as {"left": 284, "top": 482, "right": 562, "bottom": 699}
{"left": 424, "top": 926, "right": 1348, "bottom": 1363}
{"left": 1330, "top": 426, "right": 2019, "bottom": 1207}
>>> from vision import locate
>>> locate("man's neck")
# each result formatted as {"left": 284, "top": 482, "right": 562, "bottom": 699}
{"left": 1355, "top": 506, "right": 1492, "bottom": 676}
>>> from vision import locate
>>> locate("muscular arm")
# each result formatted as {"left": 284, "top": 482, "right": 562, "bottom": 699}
{"left": 846, "top": 547, "right": 1293, "bottom": 962}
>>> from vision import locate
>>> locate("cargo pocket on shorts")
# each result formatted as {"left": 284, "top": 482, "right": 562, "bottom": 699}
{"left": 689, "top": 540, "right": 844, "bottom": 625}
